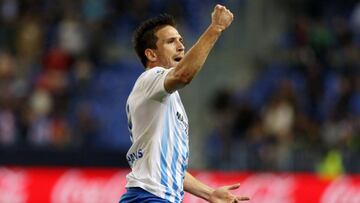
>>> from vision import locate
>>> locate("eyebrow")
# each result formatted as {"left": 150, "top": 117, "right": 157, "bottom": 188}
{"left": 165, "top": 36, "right": 183, "bottom": 42}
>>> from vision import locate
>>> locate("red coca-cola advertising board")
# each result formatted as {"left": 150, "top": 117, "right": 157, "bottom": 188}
{"left": 0, "top": 167, "right": 359, "bottom": 203}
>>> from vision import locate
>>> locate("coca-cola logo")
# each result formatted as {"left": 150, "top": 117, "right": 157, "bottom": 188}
{"left": 51, "top": 170, "right": 127, "bottom": 203}
{"left": 0, "top": 168, "right": 28, "bottom": 203}
{"left": 321, "top": 176, "right": 360, "bottom": 203}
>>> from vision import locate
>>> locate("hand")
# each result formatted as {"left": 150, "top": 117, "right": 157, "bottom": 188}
{"left": 209, "top": 183, "right": 250, "bottom": 203}
{"left": 211, "top": 4, "right": 234, "bottom": 32}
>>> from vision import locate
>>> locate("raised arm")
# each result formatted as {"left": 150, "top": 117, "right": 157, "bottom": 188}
{"left": 164, "top": 4, "right": 234, "bottom": 93}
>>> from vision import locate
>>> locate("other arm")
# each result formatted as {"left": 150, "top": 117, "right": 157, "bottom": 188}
{"left": 184, "top": 172, "right": 250, "bottom": 202}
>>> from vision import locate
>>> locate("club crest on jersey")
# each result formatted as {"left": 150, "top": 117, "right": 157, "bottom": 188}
{"left": 156, "top": 69, "right": 165, "bottom": 74}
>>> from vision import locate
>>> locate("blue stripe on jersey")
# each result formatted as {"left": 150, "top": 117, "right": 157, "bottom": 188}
{"left": 160, "top": 107, "right": 171, "bottom": 200}
{"left": 171, "top": 128, "right": 181, "bottom": 202}
{"left": 178, "top": 126, "right": 188, "bottom": 170}
{"left": 179, "top": 130, "right": 188, "bottom": 199}
{"left": 170, "top": 144, "right": 179, "bottom": 192}
{"left": 172, "top": 120, "right": 188, "bottom": 202}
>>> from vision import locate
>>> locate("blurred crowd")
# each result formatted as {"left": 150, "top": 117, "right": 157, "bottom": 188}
{"left": 0, "top": 0, "right": 104, "bottom": 150}
{"left": 206, "top": 0, "right": 360, "bottom": 172}
{"left": 0, "top": 0, "right": 206, "bottom": 150}
{"left": 0, "top": 0, "right": 358, "bottom": 172}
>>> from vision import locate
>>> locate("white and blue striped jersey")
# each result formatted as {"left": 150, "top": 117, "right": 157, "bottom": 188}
{"left": 125, "top": 67, "right": 189, "bottom": 203}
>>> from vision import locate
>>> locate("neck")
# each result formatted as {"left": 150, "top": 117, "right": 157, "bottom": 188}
{"left": 146, "top": 62, "right": 167, "bottom": 69}
{"left": 146, "top": 62, "right": 156, "bottom": 70}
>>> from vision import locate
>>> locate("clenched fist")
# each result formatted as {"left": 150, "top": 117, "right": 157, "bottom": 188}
{"left": 211, "top": 4, "right": 234, "bottom": 32}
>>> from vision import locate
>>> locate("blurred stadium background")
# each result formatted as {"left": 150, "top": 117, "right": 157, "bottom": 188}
{"left": 0, "top": 0, "right": 359, "bottom": 202}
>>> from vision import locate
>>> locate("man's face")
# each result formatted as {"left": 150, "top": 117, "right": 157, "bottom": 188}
{"left": 152, "top": 25, "right": 185, "bottom": 68}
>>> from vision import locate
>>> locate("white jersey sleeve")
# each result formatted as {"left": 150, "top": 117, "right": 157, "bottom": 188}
{"left": 139, "top": 67, "right": 172, "bottom": 100}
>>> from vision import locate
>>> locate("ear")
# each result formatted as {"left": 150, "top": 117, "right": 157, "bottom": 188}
{"left": 145, "top": 49, "right": 157, "bottom": 62}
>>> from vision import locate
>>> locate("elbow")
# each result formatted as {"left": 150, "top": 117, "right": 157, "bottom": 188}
{"left": 168, "top": 66, "right": 197, "bottom": 87}
{"left": 176, "top": 73, "right": 194, "bottom": 85}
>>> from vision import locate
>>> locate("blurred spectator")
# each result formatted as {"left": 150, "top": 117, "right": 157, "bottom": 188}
{"left": 82, "top": 0, "right": 108, "bottom": 24}
{"left": 262, "top": 80, "right": 296, "bottom": 141}
{"left": 15, "top": 13, "right": 43, "bottom": 63}
{"left": 27, "top": 87, "right": 53, "bottom": 146}
{"left": 1, "top": 0, "right": 18, "bottom": 23}
{"left": 316, "top": 149, "right": 344, "bottom": 180}
{"left": 70, "top": 57, "right": 99, "bottom": 148}
{"left": 261, "top": 80, "right": 297, "bottom": 170}
{"left": 0, "top": 99, "right": 17, "bottom": 146}
{"left": 322, "top": 74, "right": 359, "bottom": 150}
{"left": 58, "top": 11, "right": 87, "bottom": 56}
{"left": 0, "top": 52, "right": 18, "bottom": 146}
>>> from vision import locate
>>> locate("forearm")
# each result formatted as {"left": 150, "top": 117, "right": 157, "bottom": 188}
{"left": 164, "top": 5, "right": 233, "bottom": 92}
{"left": 172, "top": 25, "right": 222, "bottom": 83}
{"left": 184, "top": 171, "right": 214, "bottom": 201}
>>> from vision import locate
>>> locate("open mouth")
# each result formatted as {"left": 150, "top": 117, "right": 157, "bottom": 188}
{"left": 174, "top": 57, "right": 183, "bottom": 62}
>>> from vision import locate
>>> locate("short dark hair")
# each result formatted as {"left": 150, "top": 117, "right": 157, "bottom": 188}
{"left": 133, "top": 14, "right": 176, "bottom": 67}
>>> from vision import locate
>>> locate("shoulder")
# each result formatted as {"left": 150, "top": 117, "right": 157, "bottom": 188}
{"left": 137, "top": 67, "right": 172, "bottom": 83}
{"left": 144, "top": 67, "right": 169, "bottom": 77}
{"left": 131, "top": 67, "right": 174, "bottom": 99}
